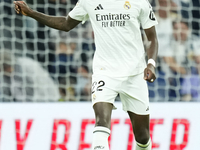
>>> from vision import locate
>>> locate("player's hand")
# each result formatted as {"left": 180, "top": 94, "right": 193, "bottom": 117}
{"left": 143, "top": 64, "right": 156, "bottom": 83}
{"left": 14, "top": 1, "right": 32, "bottom": 16}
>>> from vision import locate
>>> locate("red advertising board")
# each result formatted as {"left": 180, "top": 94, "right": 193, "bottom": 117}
{"left": 0, "top": 102, "right": 199, "bottom": 150}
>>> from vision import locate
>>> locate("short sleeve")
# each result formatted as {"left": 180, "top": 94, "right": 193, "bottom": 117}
{"left": 139, "top": 0, "right": 158, "bottom": 29}
{"left": 68, "top": 0, "right": 89, "bottom": 24}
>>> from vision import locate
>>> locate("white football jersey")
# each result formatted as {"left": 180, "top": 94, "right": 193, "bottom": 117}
{"left": 69, "top": 0, "right": 158, "bottom": 77}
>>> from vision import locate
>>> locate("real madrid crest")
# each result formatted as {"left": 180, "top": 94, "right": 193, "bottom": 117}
{"left": 124, "top": 1, "right": 131, "bottom": 10}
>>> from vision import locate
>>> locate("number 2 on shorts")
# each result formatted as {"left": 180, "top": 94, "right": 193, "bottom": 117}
{"left": 92, "top": 80, "right": 105, "bottom": 93}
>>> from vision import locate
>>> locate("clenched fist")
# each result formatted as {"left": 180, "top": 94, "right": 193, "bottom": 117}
{"left": 14, "top": 1, "right": 32, "bottom": 16}
{"left": 144, "top": 64, "right": 156, "bottom": 83}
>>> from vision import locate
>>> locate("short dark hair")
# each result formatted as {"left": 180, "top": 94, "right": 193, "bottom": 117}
{"left": 172, "top": 20, "right": 189, "bottom": 28}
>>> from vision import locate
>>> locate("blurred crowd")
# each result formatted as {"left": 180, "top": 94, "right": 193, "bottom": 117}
{"left": 0, "top": 0, "right": 200, "bottom": 102}
{"left": 148, "top": 0, "right": 200, "bottom": 102}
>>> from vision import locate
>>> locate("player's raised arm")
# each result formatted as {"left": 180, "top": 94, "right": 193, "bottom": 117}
{"left": 13, "top": 1, "right": 81, "bottom": 32}
{"left": 144, "top": 26, "right": 158, "bottom": 83}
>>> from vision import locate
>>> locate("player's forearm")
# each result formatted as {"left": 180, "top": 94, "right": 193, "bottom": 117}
{"left": 147, "top": 38, "right": 158, "bottom": 61}
{"left": 29, "top": 10, "right": 69, "bottom": 32}
{"left": 144, "top": 27, "right": 158, "bottom": 62}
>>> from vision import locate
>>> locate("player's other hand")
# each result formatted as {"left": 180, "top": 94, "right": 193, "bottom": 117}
{"left": 14, "top": 1, "right": 32, "bottom": 16}
{"left": 143, "top": 64, "right": 156, "bottom": 83}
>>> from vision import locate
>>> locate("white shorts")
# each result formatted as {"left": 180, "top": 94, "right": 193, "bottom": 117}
{"left": 91, "top": 73, "right": 150, "bottom": 115}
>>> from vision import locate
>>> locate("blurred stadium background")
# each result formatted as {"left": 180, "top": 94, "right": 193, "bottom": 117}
{"left": 0, "top": 0, "right": 200, "bottom": 150}
{"left": 0, "top": 0, "right": 200, "bottom": 102}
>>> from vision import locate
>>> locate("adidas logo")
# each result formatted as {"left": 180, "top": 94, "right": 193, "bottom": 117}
{"left": 95, "top": 4, "right": 104, "bottom": 10}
